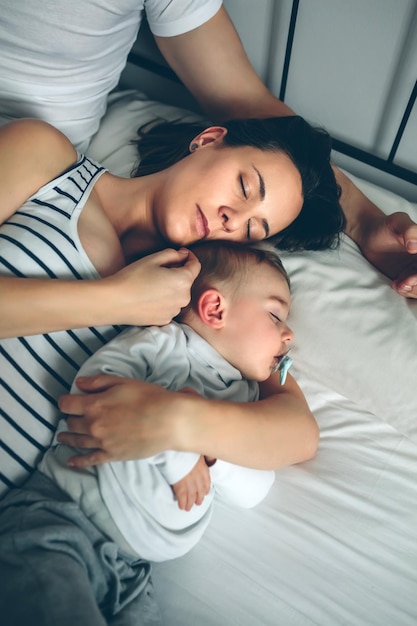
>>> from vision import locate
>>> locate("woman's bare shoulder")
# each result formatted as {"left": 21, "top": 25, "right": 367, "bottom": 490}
{"left": 0, "top": 119, "right": 78, "bottom": 224}
{"left": 0, "top": 118, "right": 77, "bottom": 166}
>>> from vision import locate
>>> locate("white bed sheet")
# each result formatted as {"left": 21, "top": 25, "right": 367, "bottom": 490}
{"left": 153, "top": 389, "right": 417, "bottom": 626}
{"left": 88, "top": 91, "right": 417, "bottom": 626}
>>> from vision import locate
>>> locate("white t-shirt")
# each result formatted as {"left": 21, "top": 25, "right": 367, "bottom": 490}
{"left": 0, "top": 0, "right": 222, "bottom": 151}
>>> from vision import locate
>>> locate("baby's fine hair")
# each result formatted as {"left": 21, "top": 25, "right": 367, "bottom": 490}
{"left": 132, "top": 116, "right": 345, "bottom": 252}
{"left": 177, "top": 241, "right": 289, "bottom": 322}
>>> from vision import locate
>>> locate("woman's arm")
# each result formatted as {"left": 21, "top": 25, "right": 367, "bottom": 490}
{"left": 57, "top": 371, "right": 319, "bottom": 471}
{"left": 0, "top": 249, "right": 200, "bottom": 338}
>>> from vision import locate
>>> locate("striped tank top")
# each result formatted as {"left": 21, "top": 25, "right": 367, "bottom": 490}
{"left": 0, "top": 155, "right": 122, "bottom": 496}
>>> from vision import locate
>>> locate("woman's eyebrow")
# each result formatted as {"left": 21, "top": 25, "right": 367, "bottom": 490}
{"left": 252, "top": 165, "right": 265, "bottom": 201}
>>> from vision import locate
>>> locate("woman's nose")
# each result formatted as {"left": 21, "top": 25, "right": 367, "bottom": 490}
{"left": 220, "top": 206, "right": 247, "bottom": 232}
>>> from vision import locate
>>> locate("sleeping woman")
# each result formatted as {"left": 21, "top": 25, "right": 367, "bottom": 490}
{"left": 1, "top": 109, "right": 417, "bottom": 488}
{"left": 0, "top": 111, "right": 416, "bottom": 623}
{"left": 0, "top": 114, "right": 343, "bottom": 497}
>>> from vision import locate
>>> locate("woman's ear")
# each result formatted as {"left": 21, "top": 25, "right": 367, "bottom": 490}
{"left": 197, "top": 289, "right": 227, "bottom": 329}
{"left": 189, "top": 126, "right": 228, "bottom": 152}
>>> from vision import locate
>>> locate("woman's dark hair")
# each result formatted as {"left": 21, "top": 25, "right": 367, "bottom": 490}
{"left": 132, "top": 116, "right": 345, "bottom": 251}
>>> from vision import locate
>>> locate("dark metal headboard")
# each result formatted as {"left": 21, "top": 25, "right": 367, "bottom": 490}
{"left": 280, "top": 0, "right": 417, "bottom": 187}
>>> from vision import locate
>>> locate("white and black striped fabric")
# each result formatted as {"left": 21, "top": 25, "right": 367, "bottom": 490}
{"left": 0, "top": 155, "right": 122, "bottom": 496}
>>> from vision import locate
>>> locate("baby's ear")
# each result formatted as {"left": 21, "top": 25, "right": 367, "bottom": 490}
{"left": 197, "top": 289, "right": 227, "bottom": 329}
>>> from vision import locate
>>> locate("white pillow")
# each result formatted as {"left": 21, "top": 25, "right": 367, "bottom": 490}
{"left": 88, "top": 90, "right": 417, "bottom": 442}
{"left": 87, "top": 89, "right": 205, "bottom": 177}
{"left": 280, "top": 197, "right": 417, "bottom": 442}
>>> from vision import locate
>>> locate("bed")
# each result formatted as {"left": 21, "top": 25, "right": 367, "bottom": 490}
{"left": 1, "top": 0, "right": 416, "bottom": 622}
{"left": 86, "top": 87, "right": 417, "bottom": 626}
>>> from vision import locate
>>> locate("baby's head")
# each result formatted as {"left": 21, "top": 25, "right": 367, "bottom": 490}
{"left": 177, "top": 241, "right": 294, "bottom": 382}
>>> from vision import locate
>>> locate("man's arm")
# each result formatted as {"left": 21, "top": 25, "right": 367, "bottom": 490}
{"left": 155, "top": 6, "right": 417, "bottom": 297}
{"left": 154, "top": 6, "right": 293, "bottom": 122}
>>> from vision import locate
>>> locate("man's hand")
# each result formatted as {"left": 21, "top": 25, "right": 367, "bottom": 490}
{"left": 171, "top": 455, "right": 211, "bottom": 511}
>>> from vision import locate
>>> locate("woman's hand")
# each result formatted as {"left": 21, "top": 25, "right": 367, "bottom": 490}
{"left": 171, "top": 455, "right": 211, "bottom": 511}
{"left": 334, "top": 167, "right": 417, "bottom": 299}
{"left": 107, "top": 247, "right": 201, "bottom": 325}
{"left": 358, "top": 212, "right": 417, "bottom": 298}
{"left": 57, "top": 375, "right": 183, "bottom": 467}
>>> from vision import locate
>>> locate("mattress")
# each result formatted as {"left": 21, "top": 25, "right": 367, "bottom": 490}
{"left": 88, "top": 90, "right": 417, "bottom": 626}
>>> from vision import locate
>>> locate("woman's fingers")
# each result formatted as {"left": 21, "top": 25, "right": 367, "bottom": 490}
{"left": 108, "top": 247, "right": 201, "bottom": 325}
{"left": 387, "top": 212, "right": 417, "bottom": 252}
{"left": 58, "top": 375, "right": 179, "bottom": 464}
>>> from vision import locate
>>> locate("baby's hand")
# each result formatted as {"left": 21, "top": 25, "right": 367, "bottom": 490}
{"left": 171, "top": 455, "right": 211, "bottom": 511}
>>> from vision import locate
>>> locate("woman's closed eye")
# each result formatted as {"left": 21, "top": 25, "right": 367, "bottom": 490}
{"left": 246, "top": 217, "right": 269, "bottom": 241}
{"left": 246, "top": 218, "right": 251, "bottom": 240}
{"left": 240, "top": 175, "right": 248, "bottom": 199}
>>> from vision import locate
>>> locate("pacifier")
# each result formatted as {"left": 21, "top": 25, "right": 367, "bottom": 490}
{"left": 272, "top": 352, "right": 293, "bottom": 385}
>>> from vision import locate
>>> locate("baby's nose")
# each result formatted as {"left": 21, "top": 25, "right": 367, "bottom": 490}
{"left": 283, "top": 325, "right": 294, "bottom": 343}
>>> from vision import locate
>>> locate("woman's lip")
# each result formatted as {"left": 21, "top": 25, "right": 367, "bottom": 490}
{"left": 196, "top": 206, "right": 210, "bottom": 239}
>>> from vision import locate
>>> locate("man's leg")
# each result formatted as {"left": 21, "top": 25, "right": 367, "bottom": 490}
{"left": 0, "top": 472, "right": 159, "bottom": 626}
{"left": 0, "top": 542, "right": 107, "bottom": 626}
{"left": 108, "top": 578, "right": 162, "bottom": 626}
{"left": 0, "top": 473, "right": 109, "bottom": 626}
